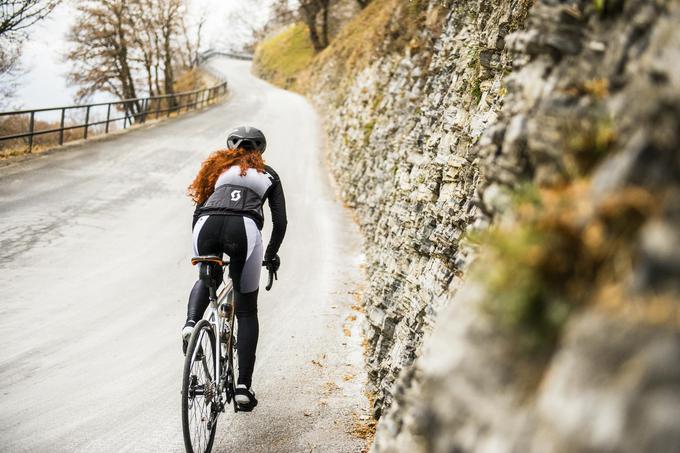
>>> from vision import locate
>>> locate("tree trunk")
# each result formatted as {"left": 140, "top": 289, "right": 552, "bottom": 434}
{"left": 162, "top": 25, "right": 177, "bottom": 109}
{"left": 320, "top": 0, "right": 330, "bottom": 49}
{"left": 300, "top": 0, "right": 324, "bottom": 52}
{"left": 114, "top": 1, "right": 139, "bottom": 117}
{"left": 153, "top": 32, "right": 163, "bottom": 97}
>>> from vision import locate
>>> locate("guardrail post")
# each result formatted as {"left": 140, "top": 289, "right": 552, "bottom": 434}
{"left": 59, "top": 108, "right": 65, "bottom": 145}
{"left": 155, "top": 98, "right": 160, "bottom": 119}
{"left": 105, "top": 104, "right": 111, "bottom": 133}
{"left": 84, "top": 105, "right": 91, "bottom": 139}
{"left": 28, "top": 111, "right": 35, "bottom": 153}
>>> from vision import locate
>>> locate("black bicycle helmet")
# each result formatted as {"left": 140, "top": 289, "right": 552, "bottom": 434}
{"left": 226, "top": 126, "right": 267, "bottom": 153}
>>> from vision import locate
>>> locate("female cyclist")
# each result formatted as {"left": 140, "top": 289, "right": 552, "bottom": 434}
{"left": 182, "top": 126, "right": 287, "bottom": 411}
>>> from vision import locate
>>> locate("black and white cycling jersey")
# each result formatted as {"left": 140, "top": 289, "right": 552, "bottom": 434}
{"left": 194, "top": 164, "right": 287, "bottom": 259}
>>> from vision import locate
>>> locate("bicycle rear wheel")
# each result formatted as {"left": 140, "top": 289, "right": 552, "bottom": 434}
{"left": 182, "top": 320, "right": 218, "bottom": 453}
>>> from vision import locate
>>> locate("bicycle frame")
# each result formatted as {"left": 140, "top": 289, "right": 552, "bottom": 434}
{"left": 190, "top": 275, "right": 234, "bottom": 410}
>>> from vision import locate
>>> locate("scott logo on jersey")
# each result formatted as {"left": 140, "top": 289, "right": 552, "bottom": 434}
{"left": 231, "top": 190, "right": 242, "bottom": 202}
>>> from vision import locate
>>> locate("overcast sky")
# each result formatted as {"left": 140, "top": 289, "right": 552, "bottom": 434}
{"left": 13, "top": 0, "right": 273, "bottom": 112}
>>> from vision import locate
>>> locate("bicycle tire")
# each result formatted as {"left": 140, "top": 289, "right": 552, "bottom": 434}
{"left": 182, "top": 320, "right": 218, "bottom": 453}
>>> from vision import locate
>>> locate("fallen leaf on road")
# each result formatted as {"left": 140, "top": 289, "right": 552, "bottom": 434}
{"left": 324, "top": 381, "right": 340, "bottom": 393}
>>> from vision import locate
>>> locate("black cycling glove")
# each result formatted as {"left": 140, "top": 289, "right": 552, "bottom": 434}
{"left": 265, "top": 254, "right": 281, "bottom": 273}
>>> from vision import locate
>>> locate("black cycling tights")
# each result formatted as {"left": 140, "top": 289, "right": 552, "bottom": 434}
{"left": 186, "top": 282, "right": 259, "bottom": 388}
{"left": 186, "top": 215, "right": 264, "bottom": 388}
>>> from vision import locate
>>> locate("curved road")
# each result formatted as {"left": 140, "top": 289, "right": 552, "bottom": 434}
{"left": 0, "top": 57, "right": 368, "bottom": 452}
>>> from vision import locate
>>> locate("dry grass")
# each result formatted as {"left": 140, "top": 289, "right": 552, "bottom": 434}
{"left": 253, "top": 22, "right": 315, "bottom": 90}
{"left": 173, "top": 68, "right": 209, "bottom": 92}
{"left": 0, "top": 115, "right": 101, "bottom": 159}
{"left": 473, "top": 181, "right": 657, "bottom": 356}
{"left": 351, "top": 412, "right": 377, "bottom": 451}
{"left": 253, "top": 0, "right": 451, "bottom": 95}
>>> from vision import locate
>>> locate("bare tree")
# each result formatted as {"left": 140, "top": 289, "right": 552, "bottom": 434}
{"left": 131, "top": 0, "right": 159, "bottom": 96}
{"left": 298, "top": 0, "right": 331, "bottom": 52}
{"left": 66, "top": 0, "right": 199, "bottom": 116}
{"left": 155, "top": 0, "right": 184, "bottom": 108}
{"left": 0, "top": 0, "right": 60, "bottom": 38}
{"left": 66, "top": 0, "right": 141, "bottom": 115}
{"left": 1, "top": 0, "right": 61, "bottom": 103}
{"left": 192, "top": 12, "right": 206, "bottom": 65}
{"left": 270, "top": 0, "right": 295, "bottom": 23}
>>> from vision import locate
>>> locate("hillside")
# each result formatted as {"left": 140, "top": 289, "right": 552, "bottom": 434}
{"left": 255, "top": 1, "right": 680, "bottom": 451}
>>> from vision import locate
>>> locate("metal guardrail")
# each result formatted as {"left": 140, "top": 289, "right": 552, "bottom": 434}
{"left": 0, "top": 81, "right": 228, "bottom": 153}
{"left": 197, "top": 50, "right": 254, "bottom": 64}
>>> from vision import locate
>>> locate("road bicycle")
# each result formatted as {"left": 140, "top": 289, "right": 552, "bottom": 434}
{"left": 181, "top": 255, "right": 277, "bottom": 453}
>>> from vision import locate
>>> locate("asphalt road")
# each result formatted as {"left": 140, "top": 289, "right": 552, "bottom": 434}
{"left": 0, "top": 57, "right": 369, "bottom": 453}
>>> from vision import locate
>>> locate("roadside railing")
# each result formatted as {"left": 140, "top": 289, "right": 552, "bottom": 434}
{"left": 197, "top": 49, "right": 253, "bottom": 64}
{"left": 0, "top": 81, "right": 228, "bottom": 154}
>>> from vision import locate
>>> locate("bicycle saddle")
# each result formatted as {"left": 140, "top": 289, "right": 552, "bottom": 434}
{"left": 191, "top": 255, "right": 227, "bottom": 266}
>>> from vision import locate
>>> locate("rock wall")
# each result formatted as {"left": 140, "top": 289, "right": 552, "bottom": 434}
{"left": 302, "top": 1, "right": 529, "bottom": 415}
{"left": 286, "top": 0, "right": 680, "bottom": 451}
{"left": 307, "top": 0, "right": 533, "bottom": 417}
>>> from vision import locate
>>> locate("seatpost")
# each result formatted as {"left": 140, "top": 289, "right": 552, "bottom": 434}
{"left": 199, "top": 263, "right": 219, "bottom": 302}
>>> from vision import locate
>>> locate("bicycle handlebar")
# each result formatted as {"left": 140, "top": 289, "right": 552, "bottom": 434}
{"left": 262, "top": 260, "right": 278, "bottom": 291}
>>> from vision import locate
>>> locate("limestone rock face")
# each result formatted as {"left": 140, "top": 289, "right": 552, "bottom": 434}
{"left": 298, "top": 0, "right": 680, "bottom": 450}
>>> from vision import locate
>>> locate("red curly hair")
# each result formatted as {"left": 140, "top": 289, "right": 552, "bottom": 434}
{"left": 188, "top": 148, "right": 266, "bottom": 205}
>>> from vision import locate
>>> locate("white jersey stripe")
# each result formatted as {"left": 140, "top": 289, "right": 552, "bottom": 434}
{"left": 244, "top": 216, "right": 260, "bottom": 260}
{"left": 192, "top": 215, "right": 210, "bottom": 256}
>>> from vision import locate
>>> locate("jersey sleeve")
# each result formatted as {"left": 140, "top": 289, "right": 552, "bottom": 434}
{"left": 264, "top": 166, "right": 288, "bottom": 258}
